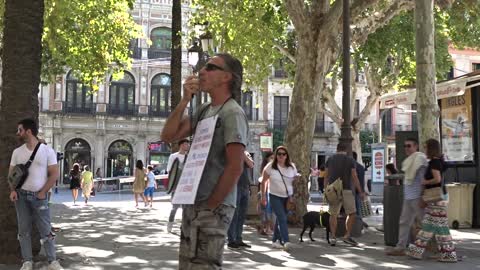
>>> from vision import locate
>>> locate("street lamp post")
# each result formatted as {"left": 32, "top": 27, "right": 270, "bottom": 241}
{"left": 187, "top": 29, "right": 214, "bottom": 111}
{"left": 339, "top": 0, "right": 353, "bottom": 154}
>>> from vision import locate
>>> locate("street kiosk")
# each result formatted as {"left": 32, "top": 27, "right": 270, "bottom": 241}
{"left": 379, "top": 71, "right": 480, "bottom": 228}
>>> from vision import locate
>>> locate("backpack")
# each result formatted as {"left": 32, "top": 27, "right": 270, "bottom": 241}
{"left": 324, "top": 178, "right": 343, "bottom": 204}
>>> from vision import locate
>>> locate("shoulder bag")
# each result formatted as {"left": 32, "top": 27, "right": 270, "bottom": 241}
{"left": 324, "top": 177, "right": 343, "bottom": 204}
{"left": 278, "top": 168, "right": 296, "bottom": 211}
{"left": 422, "top": 161, "right": 446, "bottom": 203}
{"left": 8, "top": 143, "right": 41, "bottom": 190}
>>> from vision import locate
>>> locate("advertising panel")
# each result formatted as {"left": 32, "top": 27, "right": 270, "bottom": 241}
{"left": 371, "top": 144, "right": 386, "bottom": 183}
{"left": 441, "top": 89, "right": 474, "bottom": 162}
{"left": 259, "top": 132, "right": 273, "bottom": 152}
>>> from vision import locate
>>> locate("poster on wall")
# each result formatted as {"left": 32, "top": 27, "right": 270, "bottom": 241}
{"left": 371, "top": 144, "right": 386, "bottom": 183}
{"left": 441, "top": 89, "right": 474, "bottom": 162}
{"left": 259, "top": 132, "right": 273, "bottom": 152}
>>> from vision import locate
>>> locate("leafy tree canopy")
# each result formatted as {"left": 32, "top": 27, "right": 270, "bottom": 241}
{"left": 192, "top": 0, "right": 480, "bottom": 91}
{"left": 1, "top": 0, "right": 141, "bottom": 89}
{"left": 190, "top": 0, "right": 288, "bottom": 87}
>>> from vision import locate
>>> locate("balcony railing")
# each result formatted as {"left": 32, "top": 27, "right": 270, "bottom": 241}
{"left": 274, "top": 69, "right": 287, "bottom": 78}
{"left": 131, "top": 46, "right": 142, "bottom": 59}
{"left": 314, "top": 121, "right": 335, "bottom": 134}
{"left": 149, "top": 105, "right": 169, "bottom": 117}
{"left": 267, "top": 120, "right": 287, "bottom": 130}
{"left": 148, "top": 48, "right": 170, "bottom": 59}
{"left": 106, "top": 104, "right": 137, "bottom": 116}
{"left": 63, "top": 102, "right": 96, "bottom": 114}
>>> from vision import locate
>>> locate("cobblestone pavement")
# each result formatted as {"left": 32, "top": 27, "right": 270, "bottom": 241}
{"left": 1, "top": 189, "right": 479, "bottom": 270}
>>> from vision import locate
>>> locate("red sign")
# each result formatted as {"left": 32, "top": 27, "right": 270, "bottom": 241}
{"left": 375, "top": 152, "right": 384, "bottom": 169}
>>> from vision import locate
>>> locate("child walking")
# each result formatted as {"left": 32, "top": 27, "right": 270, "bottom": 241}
{"left": 144, "top": 166, "right": 157, "bottom": 207}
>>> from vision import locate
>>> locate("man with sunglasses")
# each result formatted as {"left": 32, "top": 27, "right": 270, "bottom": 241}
{"left": 161, "top": 53, "right": 248, "bottom": 269}
{"left": 387, "top": 138, "right": 427, "bottom": 256}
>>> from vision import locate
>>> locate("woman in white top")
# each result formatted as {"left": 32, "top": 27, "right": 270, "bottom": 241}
{"left": 261, "top": 146, "right": 298, "bottom": 251}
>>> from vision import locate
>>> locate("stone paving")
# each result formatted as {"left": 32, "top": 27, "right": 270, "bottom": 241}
{"left": 1, "top": 189, "right": 479, "bottom": 270}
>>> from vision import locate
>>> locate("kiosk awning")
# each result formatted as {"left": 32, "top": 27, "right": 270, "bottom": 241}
{"left": 379, "top": 72, "right": 480, "bottom": 109}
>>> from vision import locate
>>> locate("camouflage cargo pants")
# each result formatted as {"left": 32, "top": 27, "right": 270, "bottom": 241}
{"left": 178, "top": 201, "right": 235, "bottom": 270}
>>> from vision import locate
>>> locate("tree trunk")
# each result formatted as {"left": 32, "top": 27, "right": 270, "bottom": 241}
{"left": 415, "top": 0, "right": 440, "bottom": 146}
{"left": 170, "top": 0, "right": 182, "bottom": 111}
{"left": 0, "top": 0, "right": 44, "bottom": 264}
{"left": 352, "top": 130, "right": 363, "bottom": 163}
{"left": 284, "top": 34, "right": 337, "bottom": 222}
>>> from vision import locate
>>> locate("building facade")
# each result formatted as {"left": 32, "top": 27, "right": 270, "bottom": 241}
{"left": 38, "top": 0, "right": 268, "bottom": 183}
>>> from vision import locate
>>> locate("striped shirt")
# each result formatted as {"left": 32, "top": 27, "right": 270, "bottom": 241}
{"left": 404, "top": 165, "right": 426, "bottom": 200}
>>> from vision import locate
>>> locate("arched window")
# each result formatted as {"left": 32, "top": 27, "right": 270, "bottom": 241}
{"left": 109, "top": 72, "right": 135, "bottom": 115}
{"left": 150, "top": 73, "right": 171, "bottom": 117}
{"left": 148, "top": 27, "right": 171, "bottom": 59}
{"left": 65, "top": 71, "right": 94, "bottom": 114}
{"left": 64, "top": 138, "right": 92, "bottom": 175}
{"left": 107, "top": 140, "right": 133, "bottom": 177}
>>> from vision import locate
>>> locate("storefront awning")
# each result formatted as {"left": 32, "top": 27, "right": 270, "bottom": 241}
{"left": 379, "top": 72, "right": 480, "bottom": 109}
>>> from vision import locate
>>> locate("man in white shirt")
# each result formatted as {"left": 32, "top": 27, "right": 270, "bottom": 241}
{"left": 166, "top": 139, "right": 190, "bottom": 233}
{"left": 8, "top": 119, "right": 63, "bottom": 270}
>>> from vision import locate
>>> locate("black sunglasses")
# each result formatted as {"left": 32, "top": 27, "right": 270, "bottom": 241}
{"left": 277, "top": 152, "right": 287, "bottom": 156}
{"left": 404, "top": 144, "right": 413, "bottom": 148}
{"left": 204, "top": 63, "right": 226, "bottom": 72}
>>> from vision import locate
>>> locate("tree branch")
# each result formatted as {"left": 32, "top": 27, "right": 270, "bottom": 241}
{"left": 323, "top": 107, "right": 343, "bottom": 125}
{"left": 352, "top": 0, "right": 414, "bottom": 45}
{"left": 274, "top": 44, "right": 296, "bottom": 64}
{"left": 311, "top": 0, "right": 330, "bottom": 25}
{"left": 322, "top": 84, "right": 342, "bottom": 121}
{"left": 284, "top": 0, "right": 307, "bottom": 31}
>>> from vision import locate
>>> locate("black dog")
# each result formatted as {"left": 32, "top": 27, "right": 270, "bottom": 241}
{"left": 299, "top": 211, "right": 331, "bottom": 244}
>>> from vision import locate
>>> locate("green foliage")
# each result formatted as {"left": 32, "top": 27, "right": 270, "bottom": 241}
{"left": 357, "top": 11, "right": 453, "bottom": 89}
{"left": 0, "top": 0, "right": 140, "bottom": 88}
{"left": 272, "top": 128, "right": 284, "bottom": 150}
{"left": 42, "top": 0, "right": 141, "bottom": 88}
{"left": 360, "top": 130, "right": 377, "bottom": 154}
{"left": 445, "top": 0, "right": 480, "bottom": 49}
{"left": 190, "top": 0, "right": 288, "bottom": 88}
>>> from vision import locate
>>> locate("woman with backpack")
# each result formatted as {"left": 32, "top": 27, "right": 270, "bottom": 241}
{"left": 261, "top": 146, "right": 298, "bottom": 251}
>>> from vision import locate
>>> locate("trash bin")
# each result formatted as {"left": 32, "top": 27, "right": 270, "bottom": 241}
{"left": 446, "top": 183, "right": 476, "bottom": 229}
{"left": 383, "top": 173, "right": 404, "bottom": 246}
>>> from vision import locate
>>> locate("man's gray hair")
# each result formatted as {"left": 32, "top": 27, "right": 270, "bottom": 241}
{"left": 215, "top": 53, "right": 243, "bottom": 102}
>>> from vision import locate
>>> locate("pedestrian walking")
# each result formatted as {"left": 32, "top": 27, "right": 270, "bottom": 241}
{"left": 406, "top": 139, "right": 457, "bottom": 262}
{"left": 69, "top": 163, "right": 81, "bottom": 205}
{"left": 161, "top": 53, "right": 248, "bottom": 269}
{"left": 227, "top": 151, "right": 254, "bottom": 249}
{"left": 95, "top": 168, "right": 103, "bottom": 192}
{"left": 8, "top": 118, "right": 64, "bottom": 270}
{"left": 144, "top": 166, "right": 157, "bottom": 208}
{"left": 261, "top": 146, "right": 298, "bottom": 251}
{"left": 309, "top": 166, "right": 319, "bottom": 192}
{"left": 318, "top": 164, "right": 326, "bottom": 194}
{"left": 132, "top": 160, "right": 147, "bottom": 208}
{"left": 386, "top": 138, "right": 427, "bottom": 256}
{"left": 166, "top": 138, "right": 190, "bottom": 233}
{"left": 352, "top": 152, "right": 367, "bottom": 227}
{"left": 258, "top": 151, "right": 274, "bottom": 236}
{"left": 324, "top": 143, "right": 365, "bottom": 246}
{"left": 81, "top": 165, "right": 94, "bottom": 205}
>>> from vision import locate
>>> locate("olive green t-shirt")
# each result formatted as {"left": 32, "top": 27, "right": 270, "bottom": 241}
{"left": 192, "top": 98, "right": 249, "bottom": 207}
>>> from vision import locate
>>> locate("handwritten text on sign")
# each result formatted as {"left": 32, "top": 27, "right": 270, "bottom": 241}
{"left": 172, "top": 116, "right": 218, "bottom": 204}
